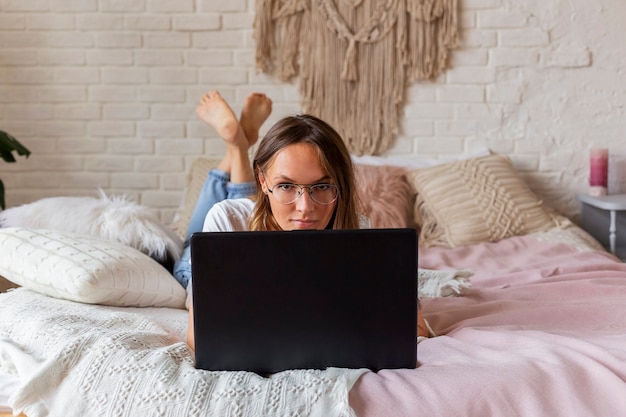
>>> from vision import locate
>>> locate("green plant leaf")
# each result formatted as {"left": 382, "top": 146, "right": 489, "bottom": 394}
{"left": 0, "top": 178, "right": 5, "bottom": 210}
{"left": 0, "top": 130, "right": 31, "bottom": 163}
{"left": 1, "top": 130, "right": 29, "bottom": 209}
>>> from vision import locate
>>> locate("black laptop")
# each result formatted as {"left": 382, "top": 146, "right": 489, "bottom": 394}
{"left": 190, "top": 228, "right": 418, "bottom": 374}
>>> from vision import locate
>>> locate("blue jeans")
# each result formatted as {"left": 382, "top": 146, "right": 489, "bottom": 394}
{"left": 172, "top": 169, "right": 255, "bottom": 288}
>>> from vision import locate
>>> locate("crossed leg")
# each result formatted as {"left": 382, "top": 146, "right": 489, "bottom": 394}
{"left": 195, "top": 90, "right": 272, "bottom": 183}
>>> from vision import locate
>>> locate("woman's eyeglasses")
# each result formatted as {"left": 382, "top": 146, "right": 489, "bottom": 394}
{"left": 266, "top": 182, "right": 338, "bottom": 205}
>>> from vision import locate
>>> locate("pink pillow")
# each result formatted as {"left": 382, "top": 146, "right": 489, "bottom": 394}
{"left": 354, "top": 164, "right": 416, "bottom": 229}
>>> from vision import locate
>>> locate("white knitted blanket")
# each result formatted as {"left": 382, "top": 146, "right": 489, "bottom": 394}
{"left": 0, "top": 289, "right": 366, "bottom": 417}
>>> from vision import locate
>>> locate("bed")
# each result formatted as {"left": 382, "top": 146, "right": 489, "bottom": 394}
{"left": 2, "top": 153, "right": 626, "bottom": 417}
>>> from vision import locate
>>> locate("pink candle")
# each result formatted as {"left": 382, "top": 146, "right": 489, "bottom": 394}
{"left": 589, "top": 148, "right": 608, "bottom": 196}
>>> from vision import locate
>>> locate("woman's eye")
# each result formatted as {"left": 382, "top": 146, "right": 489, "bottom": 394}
{"left": 277, "top": 184, "right": 296, "bottom": 192}
{"left": 314, "top": 184, "right": 332, "bottom": 191}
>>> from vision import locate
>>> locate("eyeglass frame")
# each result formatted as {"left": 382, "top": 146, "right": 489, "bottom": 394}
{"left": 262, "top": 173, "right": 339, "bottom": 205}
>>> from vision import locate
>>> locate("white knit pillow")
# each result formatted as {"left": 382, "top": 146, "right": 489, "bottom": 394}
{"left": 0, "top": 227, "right": 186, "bottom": 308}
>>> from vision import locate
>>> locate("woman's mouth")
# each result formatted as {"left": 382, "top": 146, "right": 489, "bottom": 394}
{"left": 292, "top": 219, "right": 317, "bottom": 229}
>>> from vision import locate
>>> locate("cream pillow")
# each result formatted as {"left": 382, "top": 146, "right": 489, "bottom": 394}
{"left": 0, "top": 227, "right": 186, "bottom": 308}
{"left": 410, "top": 154, "right": 570, "bottom": 248}
{"left": 170, "top": 158, "right": 221, "bottom": 240}
{"left": 0, "top": 191, "right": 182, "bottom": 265}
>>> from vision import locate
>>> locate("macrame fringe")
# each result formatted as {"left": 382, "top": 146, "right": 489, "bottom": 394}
{"left": 254, "top": 0, "right": 458, "bottom": 155}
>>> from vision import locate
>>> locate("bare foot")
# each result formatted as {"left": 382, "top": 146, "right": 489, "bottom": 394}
{"left": 240, "top": 93, "right": 273, "bottom": 147}
{"left": 196, "top": 90, "right": 247, "bottom": 148}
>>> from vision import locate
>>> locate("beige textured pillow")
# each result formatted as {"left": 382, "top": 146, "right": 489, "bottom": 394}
{"left": 410, "top": 154, "right": 570, "bottom": 248}
{"left": 170, "top": 158, "right": 221, "bottom": 240}
{"left": 354, "top": 163, "right": 416, "bottom": 229}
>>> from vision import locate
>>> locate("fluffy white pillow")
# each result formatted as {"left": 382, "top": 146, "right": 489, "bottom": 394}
{"left": 0, "top": 190, "right": 182, "bottom": 264}
{"left": 0, "top": 227, "right": 186, "bottom": 308}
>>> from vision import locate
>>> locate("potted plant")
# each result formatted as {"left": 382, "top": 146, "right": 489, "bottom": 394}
{"left": 0, "top": 130, "right": 31, "bottom": 210}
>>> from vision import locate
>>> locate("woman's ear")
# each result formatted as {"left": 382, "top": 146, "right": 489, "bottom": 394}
{"left": 257, "top": 170, "right": 268, "bottom": 194}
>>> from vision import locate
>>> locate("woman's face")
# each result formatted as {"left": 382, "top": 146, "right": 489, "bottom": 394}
{"left": 259, "top": 142, "right": 337, "bottom": 231}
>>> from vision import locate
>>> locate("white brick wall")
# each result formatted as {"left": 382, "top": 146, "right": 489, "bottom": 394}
{"left": 1, "top": 0, "right": 625, "bottom": 224}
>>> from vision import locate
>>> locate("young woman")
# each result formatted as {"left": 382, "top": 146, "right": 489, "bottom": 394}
{"left": 181, "top": 97, "right": 429, "bottom": 349}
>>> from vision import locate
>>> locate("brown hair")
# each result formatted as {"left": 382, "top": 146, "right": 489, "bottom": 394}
{"left": 248, "top": 114, "right": 361, "bottom": 231}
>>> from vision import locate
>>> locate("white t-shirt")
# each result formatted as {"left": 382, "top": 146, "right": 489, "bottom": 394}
{"left": 202, "top": 198, "right": 255, "bottom": 232}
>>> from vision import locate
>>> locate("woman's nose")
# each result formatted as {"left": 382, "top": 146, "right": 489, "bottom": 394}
{"left": 295, "top": 189, "right": 315, "bottom": 211}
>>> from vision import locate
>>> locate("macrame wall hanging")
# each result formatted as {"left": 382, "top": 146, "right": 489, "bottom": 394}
{"left": 254, "top": 0, "right": 459, "bottom": 155}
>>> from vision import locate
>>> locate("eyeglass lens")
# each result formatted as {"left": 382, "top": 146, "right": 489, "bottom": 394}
{"left": 272, "top": 184, "right": 337, "bottom": 204}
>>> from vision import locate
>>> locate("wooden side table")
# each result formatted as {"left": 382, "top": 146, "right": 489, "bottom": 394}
{"left": 577, "top": 194, "right": 626, "bottom": 260}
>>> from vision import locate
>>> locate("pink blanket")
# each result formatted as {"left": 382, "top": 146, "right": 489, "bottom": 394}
{"left": 350, "top": 233, "right": 626, "bottom": 417}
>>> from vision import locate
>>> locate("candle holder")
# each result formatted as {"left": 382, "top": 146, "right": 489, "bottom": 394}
{"left": 589, "top": 148, "right": 608, "bottom": 196}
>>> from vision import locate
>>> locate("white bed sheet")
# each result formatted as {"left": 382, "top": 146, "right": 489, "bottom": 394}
{"left": 0, "top": 296, "right": 189, "bottom": 413}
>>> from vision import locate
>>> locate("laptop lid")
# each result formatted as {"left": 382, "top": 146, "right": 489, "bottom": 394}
{"left": 190, "top": 228, "right": 417, "bottom": 373}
